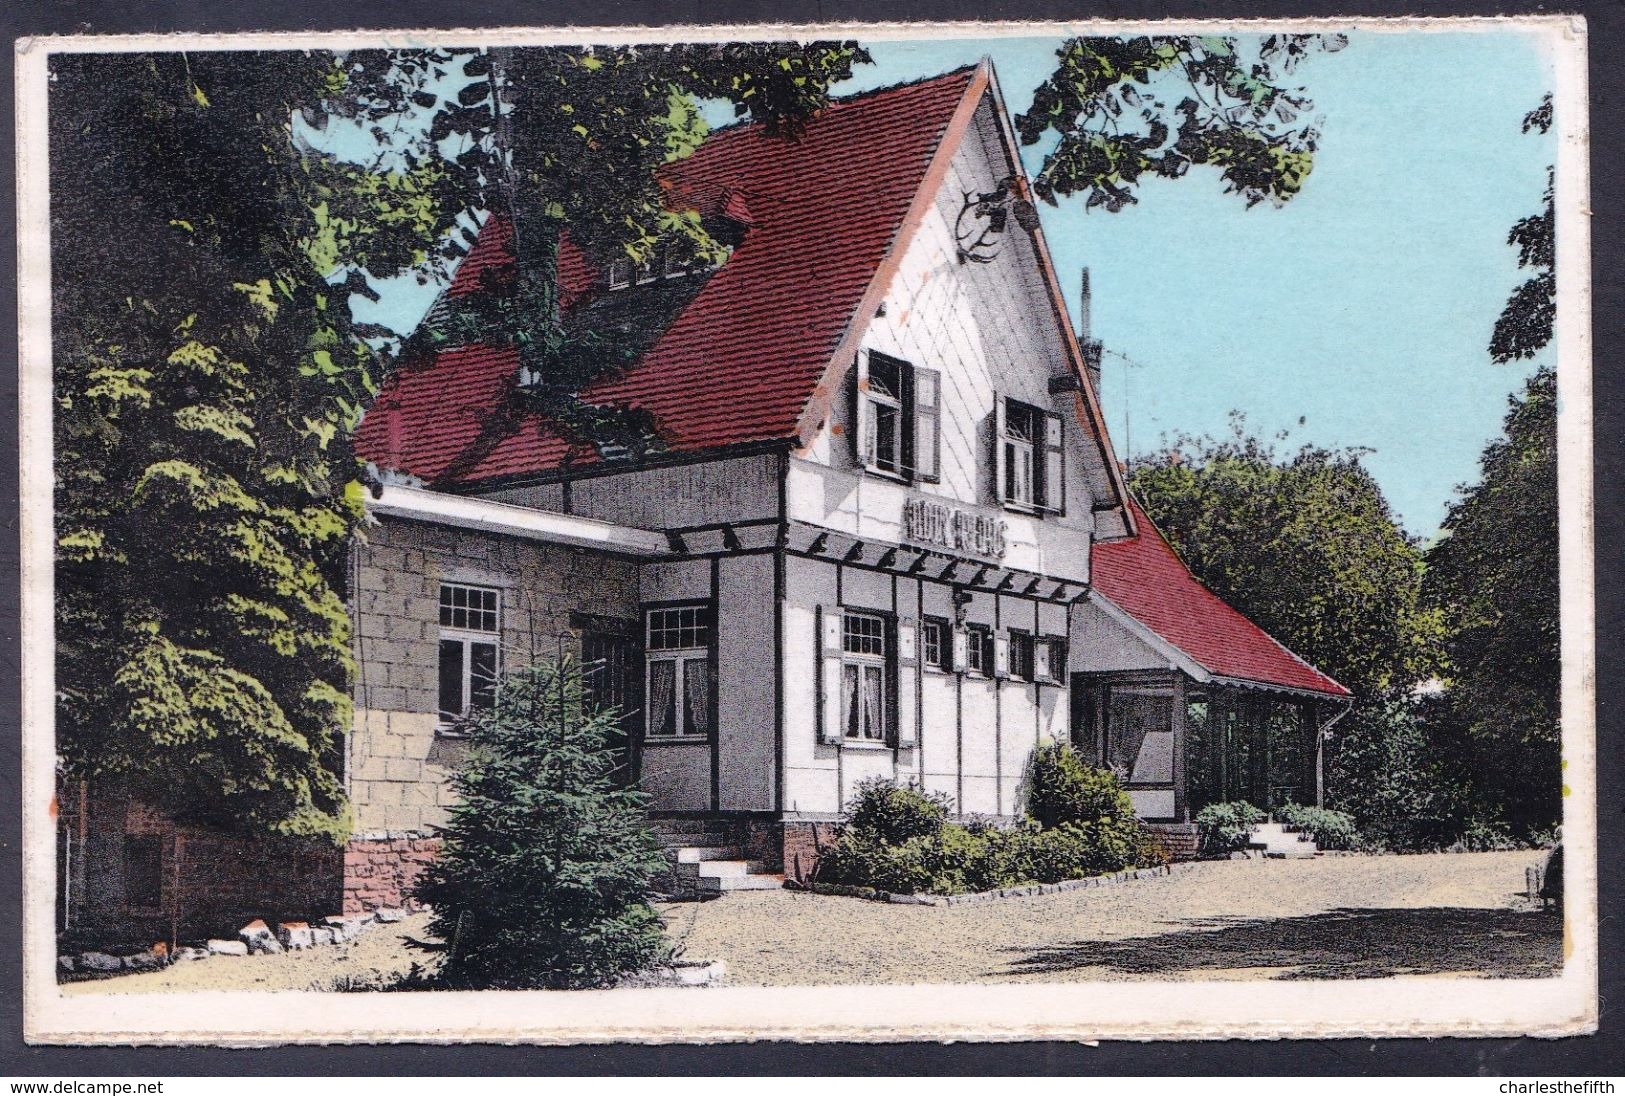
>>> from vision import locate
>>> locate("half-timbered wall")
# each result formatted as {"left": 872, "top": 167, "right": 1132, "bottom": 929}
{"left": 779, "top": 553, "right": 1069, "bottom": 820}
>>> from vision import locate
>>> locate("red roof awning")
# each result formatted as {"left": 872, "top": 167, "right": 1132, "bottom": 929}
{"left": 1091, "top": 497, "right": 1351, "bottom": 698}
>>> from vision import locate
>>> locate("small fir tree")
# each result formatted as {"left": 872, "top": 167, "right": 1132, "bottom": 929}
{"left": 414, "top": 658, "right": 670, "bottom": 988}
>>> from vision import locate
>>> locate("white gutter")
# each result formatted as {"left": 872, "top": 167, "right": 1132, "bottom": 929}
{"left": 366, "top": 483, "right": 671, "bottom": 558}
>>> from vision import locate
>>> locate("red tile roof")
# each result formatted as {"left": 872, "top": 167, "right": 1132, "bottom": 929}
{"left": 1091, "top": 497, "right": 1351, "bottom": 698}
{"left": 356, "top": 67, "right": 979, "bottom": 485}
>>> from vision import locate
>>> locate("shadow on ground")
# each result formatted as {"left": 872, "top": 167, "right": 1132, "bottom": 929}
{"left": 1005, "top": 906, "right": 1563, "bottom": 980}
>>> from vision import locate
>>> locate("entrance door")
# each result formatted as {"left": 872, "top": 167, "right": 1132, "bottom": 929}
{"left": 579, "top": 622, "right": 642, "bottom": 785}
{"left": 1069, "top": 673, "right": 1103, "bottom": 765}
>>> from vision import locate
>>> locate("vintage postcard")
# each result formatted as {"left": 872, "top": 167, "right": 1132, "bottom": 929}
{"left": 17, "top": 16, "right": 1595, "bottom": 1044}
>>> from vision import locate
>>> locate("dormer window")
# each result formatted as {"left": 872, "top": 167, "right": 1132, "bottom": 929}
{"left": 607, "top": 258, "right": 633, "bottom": 291}
{"left": 853, "top": 350, "right": 940, "bottom": 483}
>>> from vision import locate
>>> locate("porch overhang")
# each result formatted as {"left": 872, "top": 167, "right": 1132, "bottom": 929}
{"left": 1088, "top": 590, "right": 1351, "bottom": 706}
{"left": 366, "top": 483, "right": 672, "bottom": 558}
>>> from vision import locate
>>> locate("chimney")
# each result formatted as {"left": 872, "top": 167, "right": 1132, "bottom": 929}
{"left": 1079, "top": 267, "right": 1102, "bottom": 395}
{"left": 385, "top": 403, "right": 403, "bottom": 469}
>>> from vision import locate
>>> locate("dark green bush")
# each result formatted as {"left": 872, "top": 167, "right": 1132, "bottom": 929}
{"left": 413, "top": 659, "right": 670, "bottom": 988}
{"left": 1274, "top": 802, "right": 1359, "bottom": 850}
{"left": 819, "top": 761, "right": 1157, "bottom": 895}
{"left": 1025, "top": 743, "right": 1137, "bottom": 829}
{"left": 845, "top": 777, "right": 952, "bottom": 845}
{"left": 1195, "top": 800, "right": 1267, "bottom": 857}
{"left": 816, "top": 830, "right": 936, "bottom": 894}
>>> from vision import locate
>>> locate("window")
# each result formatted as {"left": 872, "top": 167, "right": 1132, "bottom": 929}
{"left": 646, "top": 606, "right": 712, "bottom": 739}
{"left": 634, "top": 260, "right": 658, "bottom": 285}
{"left": 438, "top": 582, "right": 501, "bottom": 727}
{"left": 607, "top": 258, "right": 633, "bottom": 291}
{"left": 1009, "top": 631, "right": 1035, "bottom": 682}
{"left": 1003, "top": 401, "right": 1038, "bottom": 506}
{"left": 921, "top": 618, "right": 951, "bottom": 672}
{"left": 1033, "top": 637, "right": 1066, "bottom": 684}
{"left": 856, "top": 351, "right": 940, "bottom": 482}
{"left": 840, "top": 611, "right": 889, "bottom": 741}
{"left": 996, "top": 397, "right": 1065, "bottom": 513}
{"left": 965, "top": 624, "right": 994, "bottom": 677}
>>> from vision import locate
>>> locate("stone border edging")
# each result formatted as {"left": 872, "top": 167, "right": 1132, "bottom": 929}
{"left": 785, "top": 862, "right": 1189, "bottom": 906}
{"left": 59, "top": 907, "right": 412, "bottom": 975}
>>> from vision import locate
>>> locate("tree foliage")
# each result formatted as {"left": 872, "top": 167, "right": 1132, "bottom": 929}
{"left": 1410, "top": 96, "right": 1561, "bottom": 840}
{"left": 1016, "top": 34, "right": 1345, "bottom": 212}
{"left": 1128, "top": 421, "right": 1438, "bottom": 699}
{"left": 1490, "top": 95, "right": 1554, "bottom": 364}
{"left": 51, "top": 51, "right": 461, "bottom": 839}
{"left": 1423, "top": 368, "right": 1559, "bottom": 836}
{"left": 51, "top": 42, "right": 868, "bottom": 839}
{"left": 413, "top": 660, "right": 670, "bottom": 988}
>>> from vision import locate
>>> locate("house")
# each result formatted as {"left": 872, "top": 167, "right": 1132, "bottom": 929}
{"left": 59, "top": 60, "right": 1349, "bottom": 938}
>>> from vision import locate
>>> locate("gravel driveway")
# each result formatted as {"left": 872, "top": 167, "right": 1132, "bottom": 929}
{"left": 663, "top": 850, "right": 1561, "bottom": 984}
{"left": 65, "top": 850, "right": 1560, "bottom": 993}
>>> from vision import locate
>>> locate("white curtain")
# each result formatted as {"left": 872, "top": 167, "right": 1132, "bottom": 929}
{"left": 863, "top": 665, "right": 885, "bottom": 740}
{"left": 842, "top": 664, "right": 860, "bottom": 739}
{"left": 683, "top": 657, "right": 710, "bottom": 737}
{"left": 648, "top": 659, "right": 676, "bottom": 736}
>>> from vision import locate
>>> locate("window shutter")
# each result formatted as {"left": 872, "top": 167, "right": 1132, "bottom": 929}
{"left": 851, "top": 352, "right": 870, "bottom": 469}
{"left": 914, "top": 367, "right": 941, "bottom": 483}
{"left": 992, "top": 396, "right": 1008, "bottom": 503}
{"left": 1041, "top": 410, "right": 1065, "bottom": 513}
{"left": 817, "top": 606, "right": 845, "bottom": 744}
{"left": 894, "top": 618, "right": 918, "bottom": 748}
{"left": 952, "top": 626, "right": 969, "bottom": 673}
{"left": 994, "top": 634, "right": 1011, "bottom": 679}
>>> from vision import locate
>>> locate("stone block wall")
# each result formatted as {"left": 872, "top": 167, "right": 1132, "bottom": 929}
{"left": 344, "top": 515, "right": 640, "bottom": 912}
{"left": 348, "top": 515, "right": 641, "bottom": 836}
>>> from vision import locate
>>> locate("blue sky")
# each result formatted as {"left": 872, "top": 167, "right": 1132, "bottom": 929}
{"left": 361, "top": 29, "right": 1555, "bottom": 540}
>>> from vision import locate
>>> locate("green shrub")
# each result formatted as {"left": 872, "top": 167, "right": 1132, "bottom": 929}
{"left": 1025, "top": 743, "right": 1136, "bottom": 829}
{"left": 816, "top": 822, "right": 1002, "bottom": 896}
{"left": 816, "top": 830, "right": 936, "bottom": 894}
{"left": 1453, "top": 816, "right": 1521, "bottom": 852}
{"left": 1195, "top": 801, "right": 1266, "bottom": 857}
{"left": 819, "top": 762, "right": 1166, "bottom": 896}
{"left": 1275, "top": 803, "right": 1359, "bottom": 850}
{"left": 412, "top": 659, "right": 670, "bottom": 988}
{"left": 845, "top": 777, "right": 952, "bottom": 845}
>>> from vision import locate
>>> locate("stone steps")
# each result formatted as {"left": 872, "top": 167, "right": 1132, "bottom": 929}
{"left": 651, "top": 819, "right": 783, "bottom": 897}
{"left": 1247, "top": 821, "right": 1319, "bottom": 859}
{"left": 699, "top": 872, "right": 786, "bottom": 893}
{"left": 671, "top": 845, "right": 743, "bottom": 864}
{"left": 670, "top": 858, "right": 777, "bottom": 879}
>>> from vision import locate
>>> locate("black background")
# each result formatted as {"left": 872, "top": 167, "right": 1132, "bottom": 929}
{"left": 2, "top": 0, "right": 1618, "bottom": 1077}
